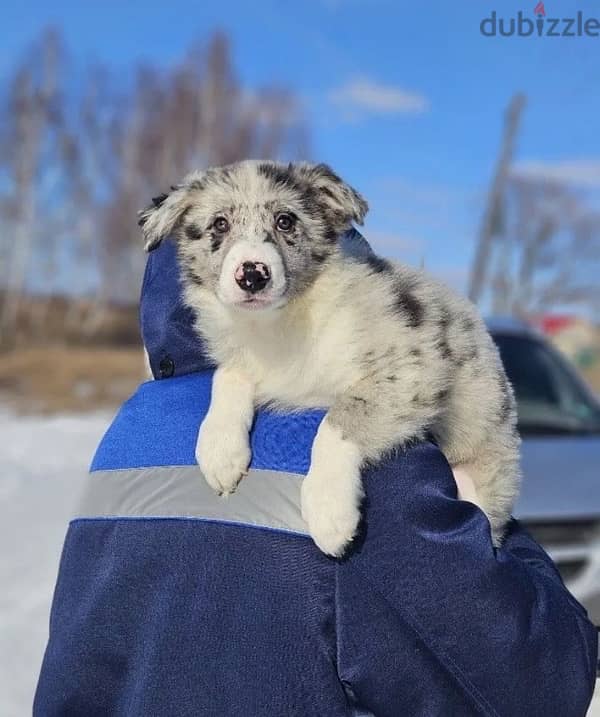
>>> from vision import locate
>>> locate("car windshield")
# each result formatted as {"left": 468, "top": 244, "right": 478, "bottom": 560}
{"left": 492, "top": 333, "right": 600, "bottom": 436}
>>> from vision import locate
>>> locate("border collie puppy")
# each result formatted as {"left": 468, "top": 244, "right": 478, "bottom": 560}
{"left": 139, "top": 160, "right": 520, "bottom": 556}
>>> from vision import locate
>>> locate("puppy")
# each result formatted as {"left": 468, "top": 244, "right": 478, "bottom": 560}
{"left": 139, "top": 160, "right": 520, "bottom": 556}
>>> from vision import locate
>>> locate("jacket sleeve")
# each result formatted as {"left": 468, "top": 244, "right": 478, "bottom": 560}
{"left": 336, "top": 442, "right": 598, "bottom": 717}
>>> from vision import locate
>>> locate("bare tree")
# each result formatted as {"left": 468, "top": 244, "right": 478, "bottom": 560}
{"left": 485, "top": 177, "right": 600, "bottom": 317}
{"left": 0, "top": 28, "right": 64, "bottom": 344}
{"left": 0, "top": 27, "right": 308, "bottom": 348}
{"left": 469, "top": 93, "right": 599, "bottom": 318}
{"left": 98, "top": 31, "right": 307, "bottom": 307}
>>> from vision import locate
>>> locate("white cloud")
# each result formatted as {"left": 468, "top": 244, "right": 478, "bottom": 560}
{"left": 511, "top": 159, "right": 600, "bottom": 189}
{"left": 328, "top": 76, "right": 429, "bottom": 119}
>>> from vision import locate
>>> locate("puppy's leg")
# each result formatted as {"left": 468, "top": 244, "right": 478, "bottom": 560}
{"left": 449, "top": 440, "right": 521, "bottom": 546}
{"left": 196, "top": 366, "right": 254, "bottom": 495}
{"left": 302, "top": 378, "right": 439, "bottom": 556}
{"left": 301, "top": 420, "right": 363, "bottom": 557}
{"left": 434, "top": 360, "right": 521, "bottom": 545}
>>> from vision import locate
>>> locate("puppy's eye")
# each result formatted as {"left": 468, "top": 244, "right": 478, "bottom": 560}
{"left": 276, "top": 213, "right": 295, "bottom": 232}
{"left": 214, "top": 217, "right": 230, "bottom": 233}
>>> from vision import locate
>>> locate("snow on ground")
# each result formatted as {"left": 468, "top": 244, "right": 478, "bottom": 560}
{"left": 1, "top": 407, "right": 599, "bottom": 716}
{"left": 0, "top": 409, "right": 111, "bottom": 717}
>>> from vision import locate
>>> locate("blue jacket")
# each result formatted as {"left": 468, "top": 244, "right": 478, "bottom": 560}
{"left": 35, "top": 237, "right": 598, "bottom": 716}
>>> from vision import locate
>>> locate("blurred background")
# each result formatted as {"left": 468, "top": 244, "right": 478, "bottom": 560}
{"left": 1, "top": 0, "right": 599, "bottom": 714}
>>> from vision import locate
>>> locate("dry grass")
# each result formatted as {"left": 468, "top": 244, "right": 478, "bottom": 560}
{"left": 0, "top": 291, "right": 140, "bottom": 351}
{"left": 0, "top": 346, "right": 146, "bottom": 414}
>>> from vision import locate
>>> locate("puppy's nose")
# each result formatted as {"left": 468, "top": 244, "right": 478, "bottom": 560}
{"left": 235, "top": 261, "right": 271, "bottom": 294}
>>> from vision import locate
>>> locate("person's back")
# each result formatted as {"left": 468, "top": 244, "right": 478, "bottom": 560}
{"left": 35, "top": 237, "right": 598, "bottom": 716}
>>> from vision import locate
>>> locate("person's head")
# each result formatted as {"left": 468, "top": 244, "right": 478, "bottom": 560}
{"left": 138, "top": 160, "right": 368, "bottom": 312}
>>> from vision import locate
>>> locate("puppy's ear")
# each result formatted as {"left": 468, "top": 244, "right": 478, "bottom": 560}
{"left": 138, "top": 185, "right": 190, "bottom": 252}
{"left": 295, "top": 162, "right": 369, "bottom": 226}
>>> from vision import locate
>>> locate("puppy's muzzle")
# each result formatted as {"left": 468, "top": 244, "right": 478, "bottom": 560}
{"left": 235, "top": 262, "right": 271, "bottom": 294}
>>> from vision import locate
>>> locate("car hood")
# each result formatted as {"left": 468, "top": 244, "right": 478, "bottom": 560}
{"left": 515, "top": 435, "right": 600, "bottom": 520}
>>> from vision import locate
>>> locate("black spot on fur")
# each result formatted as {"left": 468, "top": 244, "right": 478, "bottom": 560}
{"left": 409, "top": 348, "right": 422, "bottom": 358}
{"left": 138, "top": 193, "right": 171, "bottom": 228}
{"left": 365, "top": 255, "right": 393, "bottom": 274}
{"left": 258, "top": 162, "right": 301, "bottom": 194}
{"left": 210, "top": 234, "right": 224, "bottom": 253}
{"left": 297, "top": 191, "right": 321, "bottom": 219}
{"left": 498, "top": 371, "right": 513, "bottom": 422}
{"left": 395, "top": 290, "right": 424, "bottom": 328}
{"left": 311, "top": 250, "right": 330, "bottom": 263}
{"left": 437, "top": 338, "right": 453, "bottom": 360}
{"left": 326, "top": 208, "right": 348, "bottom": 229}
{"left": 219, "top": 167, "right": 234, "bottom": 186}
{"left": 185, "top": 224, "right": 203, "bottom": 241}
{"left": 183, "top": 266, "right": 204, "bottom": 286}
{"left": 462, "top": 316, "right": 476, "bottom": 333}
{"left": 152, "top": 193, "right": 169, "bottom": 208}
{"left": 284, "top": 238, "right": 296, "bottom": 247}
{"left": 350, "top": 395, "right": 367, "bottom": 406}
{"left": 438, "top": 307, "right": 452, "bottom": 330}
{"left": 314, "top": 164, "right": 340, "bottom": 184}
{"left": 323, "top": 225, "right": 339, "bottom": 244}
{"left": 318, "top": 185, "right": 337, "bottom": 202}
{"left": 302, "top": 189, "right": 350, "bottom": 237}
{"left": 434, "top": 308, "right": 456, "bottom": 362}
{"left": 436, "top": 388, "right": 450, "bottom": 402}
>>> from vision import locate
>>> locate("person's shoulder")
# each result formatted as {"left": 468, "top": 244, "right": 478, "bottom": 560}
{"left": 95, "top": 374, "right": 448, "bottom": 480}
{"left": 362, "top": 439, "right": 454, "bottom": 494}
{"left": 93, "top": 371, "right": 327, "bottom": 476}
{"left": 91, "top": 372, "right": 215, "bottom": 471}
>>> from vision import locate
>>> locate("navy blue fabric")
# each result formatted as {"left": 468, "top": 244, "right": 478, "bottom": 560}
{"left": 36, "top": 520, "right": 351, "bottom": 717}
{"left": 337, "top": 448, "right": 597, "bottom": 716}
{"left": 37, "top": 375, "right": 598, "bottom": 716}
{"left": 140, "top": 238, "right": 215, "bottom": 380}
{"left": 91, "top": 372, "right": 324, "bottom": 474}
{"left": 36, "top": 229, "right": 598, "bottom": 715}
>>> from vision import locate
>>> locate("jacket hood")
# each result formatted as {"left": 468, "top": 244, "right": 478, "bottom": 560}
{"left": 140, "top": 229, "right": 374, "bottom": 380}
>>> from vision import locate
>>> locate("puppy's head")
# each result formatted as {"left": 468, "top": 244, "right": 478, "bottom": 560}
{"left": 138, "top": 160, "right": 368, "bottom": 311}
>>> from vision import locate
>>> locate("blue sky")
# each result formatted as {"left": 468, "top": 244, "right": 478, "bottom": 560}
{"left": 2, "top": 0, "right": 599, "bottom": 292}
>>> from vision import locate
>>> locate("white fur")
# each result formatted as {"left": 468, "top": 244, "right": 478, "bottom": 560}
{"left": 301, "top": 421, "right": 363, "bottom": 556}
{"left": 140, "top": 161, "right": 520, "bottom": 556}
{"left": 196, "top": 367, "right": 254, "bottom": 495}
{"left": 190, "top": 261, "right": 520, "bottom": 554}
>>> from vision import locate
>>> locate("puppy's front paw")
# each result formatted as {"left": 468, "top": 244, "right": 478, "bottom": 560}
{"left": 301, "top": 462, "right": 363, "bottom": 557}
{"left": 196, "top": 419, "right": 251, "bottom": 496}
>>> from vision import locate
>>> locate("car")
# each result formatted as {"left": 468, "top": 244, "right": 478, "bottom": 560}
{"left": 487, "top": 317, "right": 600, "bottom": 624}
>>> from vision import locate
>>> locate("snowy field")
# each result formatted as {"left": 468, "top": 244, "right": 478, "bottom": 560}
{"left": 0, "top": 409, "right": 111, "bottom": 716}
{"left": 1, "top": 408, "right": 599, "bottom": 716}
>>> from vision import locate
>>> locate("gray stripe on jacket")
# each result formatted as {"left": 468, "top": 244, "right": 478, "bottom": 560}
{"left": 75, "top": 466, "right": 310, "bottom": 535}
